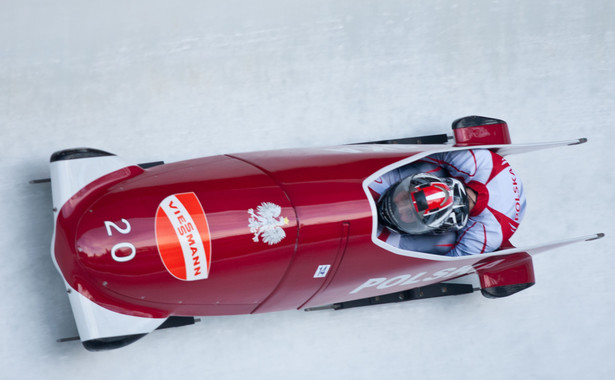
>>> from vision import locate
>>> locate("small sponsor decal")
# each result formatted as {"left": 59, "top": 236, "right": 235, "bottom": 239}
{"left": 314, "top": 265, "right": 331, "bottom": 278}
{"left": 155, "top": 192, "right": 211, "bottom": 281}
{"left": 248, "top": 202, "right": 289, "bottom": 245}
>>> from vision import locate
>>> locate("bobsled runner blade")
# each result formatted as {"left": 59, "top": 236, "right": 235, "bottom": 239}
{"left": 357, "top": 133, "right": 451, "bottom": 145}
{"left": 57, "top": 336, "right": 80, "bottom": 343}
{"left": 305, "top": 283, "right": 475, "bottom": 311}
{"left": 29, "top": 178, "right": 51, "bottom": 184}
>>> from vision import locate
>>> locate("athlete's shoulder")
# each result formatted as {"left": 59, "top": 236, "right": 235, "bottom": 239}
{"left": 447, "top": 214, "right": 503, "bottom": 256}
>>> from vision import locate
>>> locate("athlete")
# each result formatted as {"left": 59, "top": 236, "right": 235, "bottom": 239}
{"left": 369, "top": 149, "right": 526, "bottom": 256}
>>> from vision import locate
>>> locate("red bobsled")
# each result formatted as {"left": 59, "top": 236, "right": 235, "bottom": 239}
{"left": 49, "top": 117, "right": 603, "bottom": 350}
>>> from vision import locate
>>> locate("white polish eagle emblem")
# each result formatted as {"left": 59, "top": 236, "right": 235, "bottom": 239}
{"left": 248, "top": 202, "right": 290, "bottom": 245}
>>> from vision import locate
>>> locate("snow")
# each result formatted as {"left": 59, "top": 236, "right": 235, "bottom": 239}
{"left": 1, "top": 0, "right": 613, "bottom": 378}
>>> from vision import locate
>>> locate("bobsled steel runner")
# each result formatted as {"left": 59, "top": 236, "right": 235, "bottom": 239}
{"left": 305, "top": 283, "right": 475, "bottom": 311}
{"left": 358, "top": 133, "right": 451, "bottom": 145}
{"left": 48, "top": 116, "right": 604, "bottom": 351}
{"left": 29, "top": 178, "right": 51, "bottom": 184}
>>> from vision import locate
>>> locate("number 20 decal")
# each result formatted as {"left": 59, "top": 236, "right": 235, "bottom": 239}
{"left": 105, "top": 219, "right": 131, "bottom": 236}
{"left": 105, "top": 219, "right": 136, "bottom": 262}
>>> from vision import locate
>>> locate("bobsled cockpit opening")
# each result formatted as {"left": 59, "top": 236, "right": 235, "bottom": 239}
{"left": 363, "top": 152, "right": 461, "bottom": 257}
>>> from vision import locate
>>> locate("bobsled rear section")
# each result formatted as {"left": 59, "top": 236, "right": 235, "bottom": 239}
{"left": 306, "top": 232, "right": 603, "bottom": 312}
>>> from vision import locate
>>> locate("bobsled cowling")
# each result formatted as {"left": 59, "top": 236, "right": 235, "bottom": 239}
{"left": 50, "top": 122, "right": 602, "bottom": 350}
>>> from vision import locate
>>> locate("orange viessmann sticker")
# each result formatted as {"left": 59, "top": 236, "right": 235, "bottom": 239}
{"left": 155, "top": 192, "right": 212, "bottom": 281}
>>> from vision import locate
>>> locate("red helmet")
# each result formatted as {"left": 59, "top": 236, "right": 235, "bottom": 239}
{"left": 378, "top": 173, "right": 469, "bottom": 235}
{"left": 411, "top": 180, "right": 454, "bottom": 216}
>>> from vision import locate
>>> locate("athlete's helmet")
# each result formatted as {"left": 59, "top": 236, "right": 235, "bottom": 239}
{"left": 378, "top": 173, "right": 469, "bottom": 235}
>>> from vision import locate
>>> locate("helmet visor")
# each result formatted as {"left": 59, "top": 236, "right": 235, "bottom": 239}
{"left": 380, "top": 176, "right": 433, "bottom": 234}
{"left": 378, "top": 174, "right": 469, "bottom": 235}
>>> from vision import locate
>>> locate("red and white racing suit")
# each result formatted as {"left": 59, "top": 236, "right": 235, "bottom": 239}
{"left": 369, "top": 149, "right": 526, "bottom": 256}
